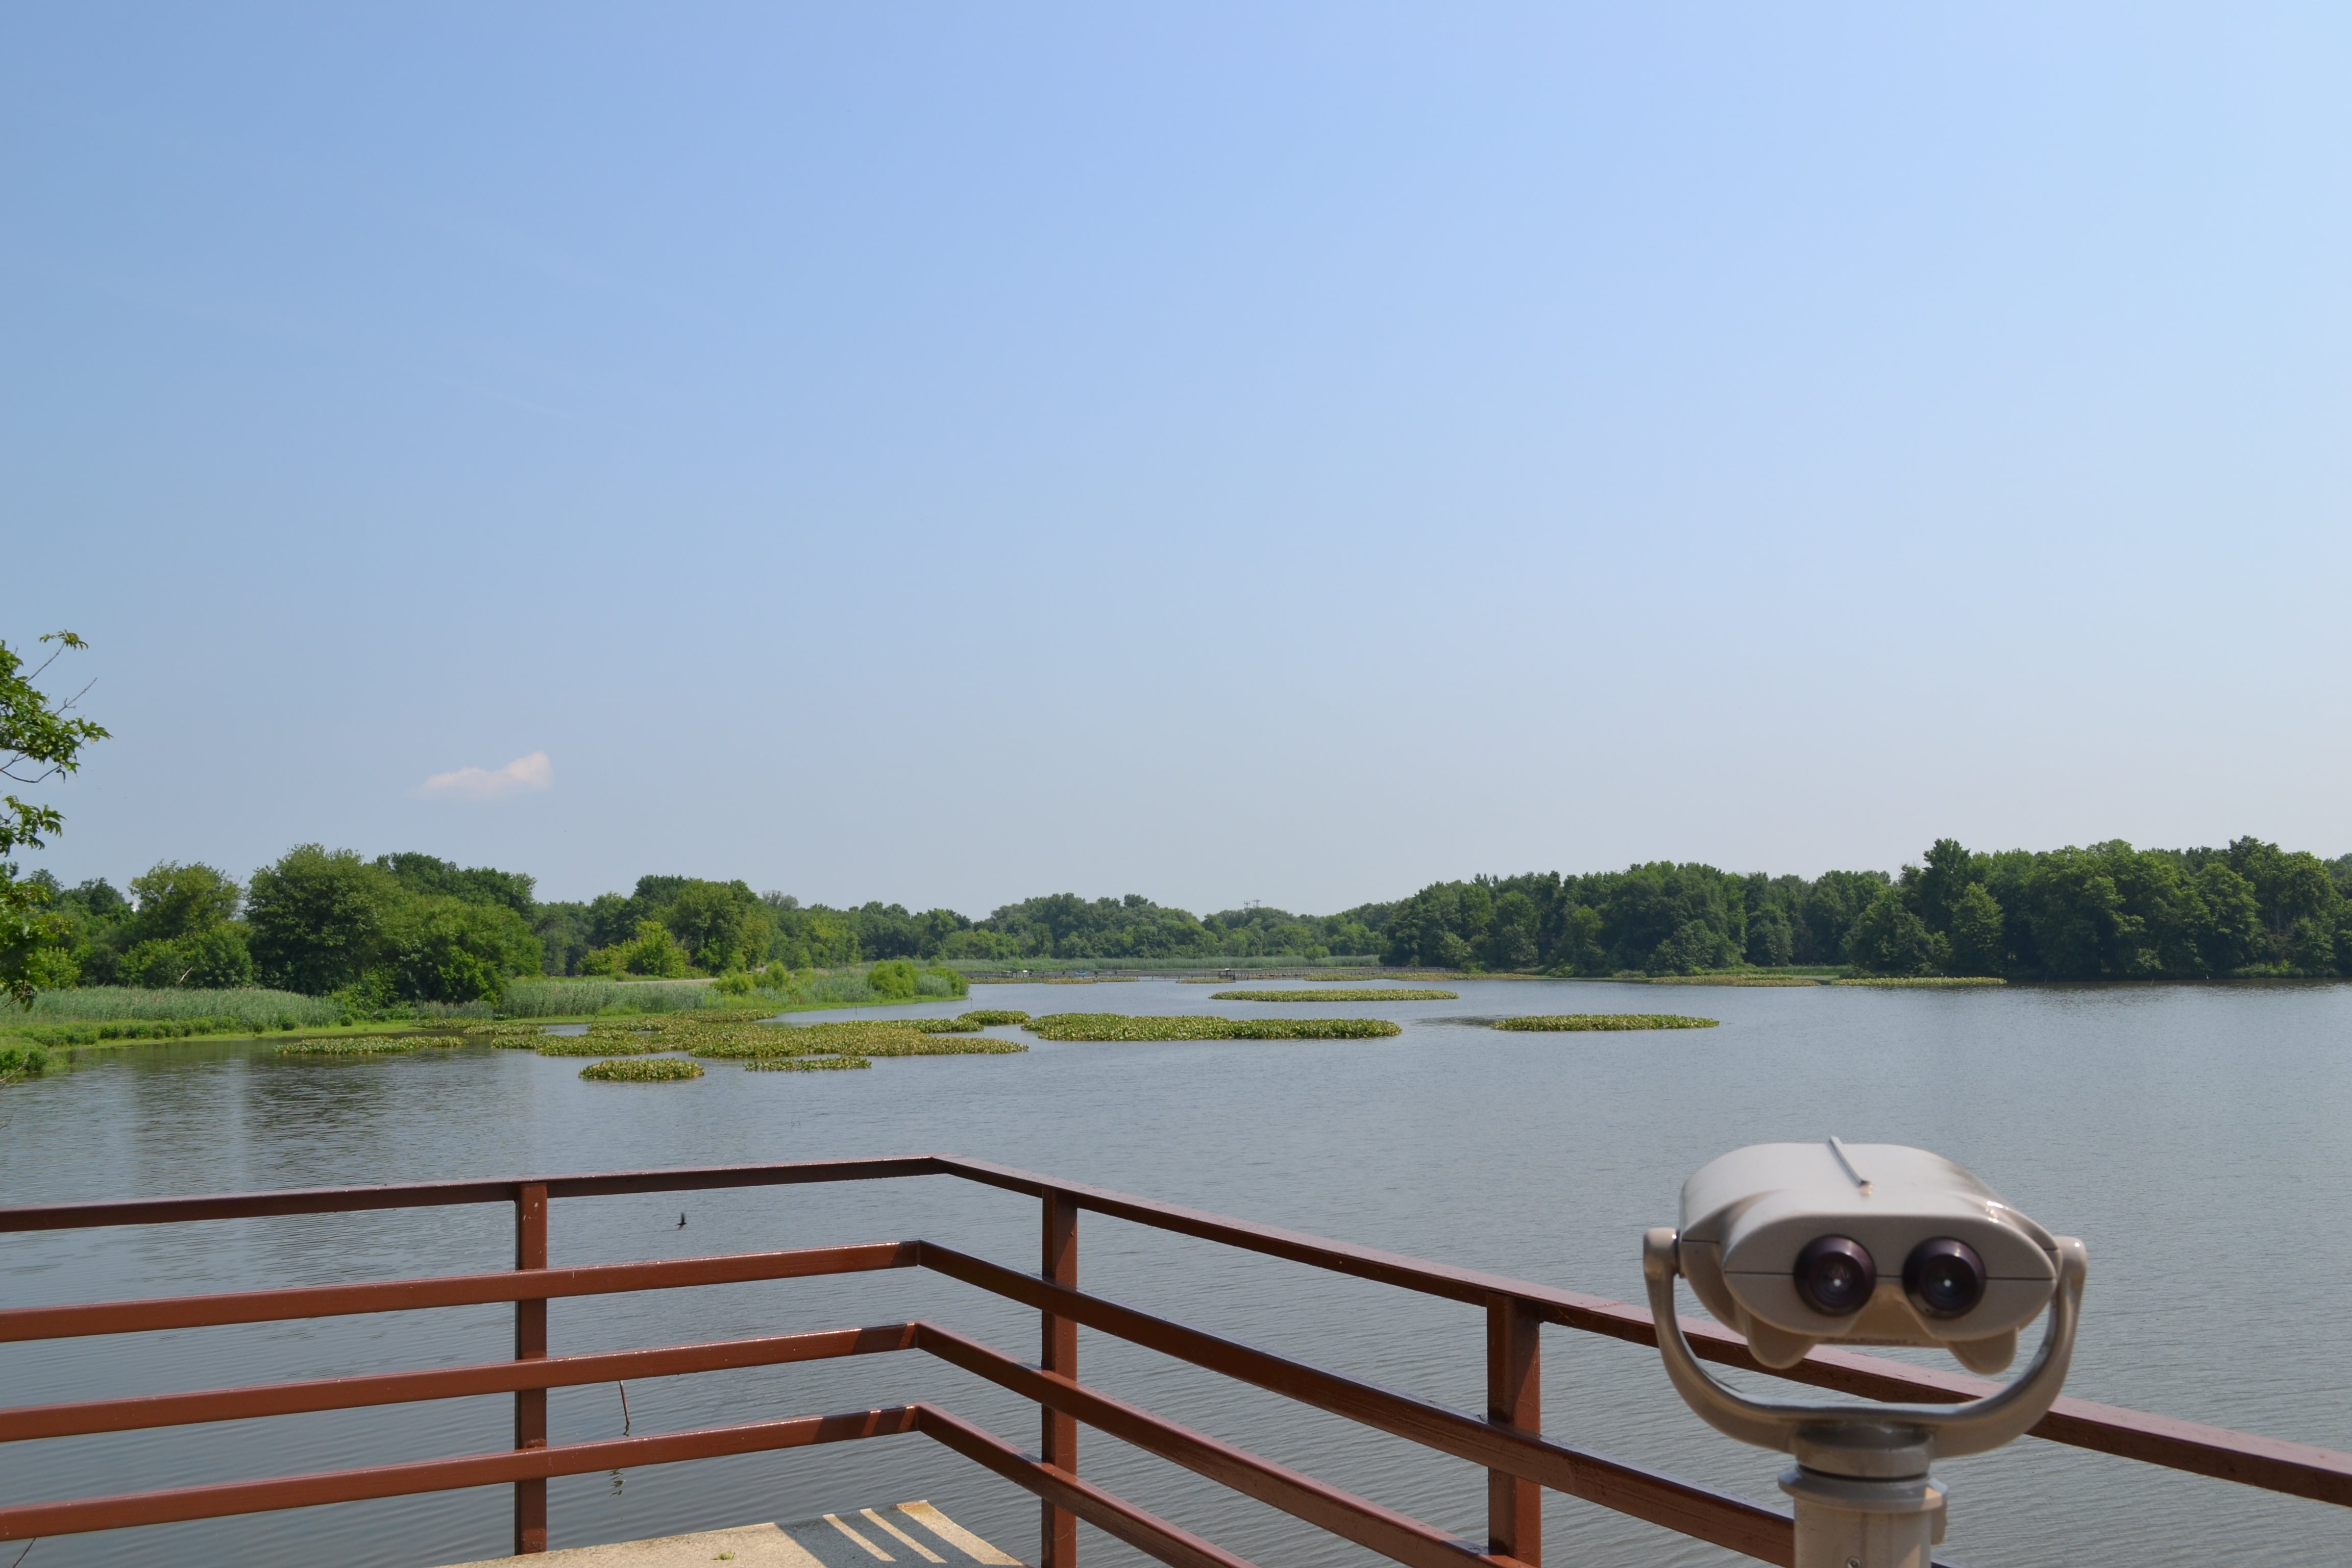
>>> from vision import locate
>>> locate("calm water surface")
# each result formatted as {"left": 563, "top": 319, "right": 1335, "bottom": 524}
{"left": 4, "top": 978, "right": 2349, "bottom": 1567}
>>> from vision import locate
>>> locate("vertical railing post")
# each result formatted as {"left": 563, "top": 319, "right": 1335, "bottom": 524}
{"left": 1040, "top": 1189, "right": 1079, "bottom": 1568}
{"left": 514, "top": 1182, "right": 550, "bottom": 1555}
{"left": 1486, "top": 1292, "right": 1541, "bottom": 1565}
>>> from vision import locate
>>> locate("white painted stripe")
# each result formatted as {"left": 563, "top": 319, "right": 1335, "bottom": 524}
{"left": 824, "top": 1512, "right": 894, "bottom": 1561}
{"left": 896, "top": 1501, "right": 1021, "bottom": 1566}
{"left": 862, "top": 1509, "right": 945, "bottom": 1563}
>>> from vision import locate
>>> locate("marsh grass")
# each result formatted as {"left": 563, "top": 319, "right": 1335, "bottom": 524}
{"left": 1207, "top": 988, "right": 1457, "bottom": 1002}
{"left": 746, "top": 1055, "right": 870, "bottom": 1071}
{"left": 581, "top": 1058, "right": 703, "bottom": 1082}
{"left": 1023, "top": 1014, "right": 1401, "bottom": 1041}
{"left": 1831, "top": 976, "right": 2006, "bottom": 988}
{"left": 27, "top": 987, "right": 344, "bottom": 1027}
{"left": 505, "top": 979, "right": 719, "bottom": 1017}
{"left": 273, "top": 1038, "right": 423, "bottom": 1056}
{"left": 1494, "top": 1014, "right": 1718, "bottom": 1031}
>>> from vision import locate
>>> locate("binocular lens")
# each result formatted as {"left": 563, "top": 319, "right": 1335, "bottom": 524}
{"left": 1903, "top": 1238, "right": 1987, "bottom": 1317}
{"left": 1793, "top": 1235, "right": 1875, "bottom": 1315}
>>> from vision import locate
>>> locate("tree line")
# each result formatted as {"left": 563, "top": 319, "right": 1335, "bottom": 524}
{"left": 1378, "top": 839, "right": 2352, "bottom": 980}
{"left": 21, "top": 834, "right": 2352, "bottom": 1004}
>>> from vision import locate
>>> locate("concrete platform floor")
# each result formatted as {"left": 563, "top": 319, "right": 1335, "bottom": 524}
{"left": 437, "top": 1500, "right": 1021, "bottom": 1568}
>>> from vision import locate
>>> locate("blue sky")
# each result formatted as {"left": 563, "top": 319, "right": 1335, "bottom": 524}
{"left": 8, "top": 5, "right": 2348, "bottom": 912}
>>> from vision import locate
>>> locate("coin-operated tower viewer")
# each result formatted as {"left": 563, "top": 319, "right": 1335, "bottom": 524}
{"left": 1643, "top": 1139, "right": 2087, "bottom": 1568}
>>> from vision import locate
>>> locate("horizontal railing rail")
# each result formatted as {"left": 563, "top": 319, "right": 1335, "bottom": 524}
{"left": 2, "top": 1155, "right": 2345, "bottom": 1568}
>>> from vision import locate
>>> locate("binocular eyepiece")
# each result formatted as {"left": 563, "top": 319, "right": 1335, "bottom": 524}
{"left": 1793, "top": 1232, "right": 1987, "bottom": 1319}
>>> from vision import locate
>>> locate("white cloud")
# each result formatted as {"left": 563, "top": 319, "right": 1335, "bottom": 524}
{"left": 413, "top": 751, "right": 554, "bottom": 802}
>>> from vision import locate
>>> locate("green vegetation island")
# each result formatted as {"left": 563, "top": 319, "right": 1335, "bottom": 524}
{"left": 16, "top": 835, "right": 2347, "bottom": 1031}
{"left": 6, "top": 629, "right": 2352, "bottom": 1090}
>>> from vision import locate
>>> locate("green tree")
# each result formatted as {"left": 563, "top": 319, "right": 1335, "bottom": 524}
{"left": 622, "top": 919, "right": 690, "bottom": 977}
{"left": 1845, "top": 889, "right": 1950, "bottom": 976}
{"left": 387, "top": 896, "right": 541, "bottom": 1003}
{"left": 1908, "top": 838, "right": 1983, "bottom": 936}
{"left": 868, "top": 958, "right": 920, "bottom": 999}
{"left": 375, "top": 852, "right": 536, "bottom": 917}
{"left": 1946, "top": 884, "right": 2007, "bottom": 976}
{"left": 662, "top": 879, "right": 772, "bottom": 971}
{"left": 123, "top": 924, "right": 255, "bottom": 989}
{"left": 2187, "top": 863, "right": 2261, "bottom": 975}
{"left": 127, "top": 861, "right": 242, "bottom": 943}
{"left": 1647, "top": 919, "right": 1733, "bottom": 975}
{"left": 1744, "top": 901, "right": 1796, "bottom": 967}
{"left": 1552, "top": 905, "right": 1607, "bottom": 975}
{"left": 1482, "top": 891, "right": 1541, "bottom": 969}
{"left": 246, "top": 846, "right": 400, "bottom": 994}
{"left": 1, "top": 632, "right": 108, "bottom": 1006}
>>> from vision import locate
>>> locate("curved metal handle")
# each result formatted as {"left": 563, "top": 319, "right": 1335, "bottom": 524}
{"left": 1641, "top": 1227, "right": 2087, "bottom": 1461}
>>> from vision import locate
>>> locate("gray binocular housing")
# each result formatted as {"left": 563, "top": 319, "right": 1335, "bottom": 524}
{"left": 1678, "top": 1138, "right": 2062, "bottom": 1373}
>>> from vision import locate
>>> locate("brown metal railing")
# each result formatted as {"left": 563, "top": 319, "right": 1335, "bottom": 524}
{"left": 4, "top": 1155, "right": 2348, "bottom": 1568}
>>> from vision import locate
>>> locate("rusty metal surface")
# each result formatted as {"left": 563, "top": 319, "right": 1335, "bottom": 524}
{"left": 0, "top": 1157, "right": 950, "bottom": 1233}
{"left": 514, "top": 1183, "right": 551, "bottom": 1554}
{"left": 1040, "top": 1189, "right": 1080, "bottom": 1568}
{"left": 0, "top": 1407, "right": 922, "bottom": 1541}
{"left": 1485, "top": 1294, "right": 1541, "bottom": 1565}
{"left": 0, "top": 1240, "right": 920, "bottom": 1342}
{"left": 0, "top": 1325, "right": 919, "bottom": 1442}
{"left": 917, "top": 1242, "right": 1800, "bottom": 1563}
{"left": 912, "top": 1404, "right": 1265, "bottom": 1568}
{"left": 918, "top": 1321, "right": 1513, "bottom": 1568}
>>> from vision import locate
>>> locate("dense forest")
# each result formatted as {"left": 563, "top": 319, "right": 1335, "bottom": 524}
{"left": 21, "top": 837, "right": 2352, "bottom": 1006}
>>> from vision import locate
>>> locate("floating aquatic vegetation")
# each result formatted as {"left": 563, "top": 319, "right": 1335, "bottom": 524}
{"left": 1207, "top": 988, "right": 1457, "bottom": 1001}
{"left": 580, "top": 1057, "right": 703, "bottom": 1082}
{"left": 957, "top": 1009, "right": 1030, "bottom": 1026}
{"left": 1023, "top": 1014, "right": 1401, "bottom": 1042}
{"left": 1492, "top": 1015, "right": 1718, "bottom": 1032}
{"left": 1228, "top": 1018, "right": 1399, "bottom": 1039}
{"left": 908, "top": 1017, "right": 983, "bottom": 1033}
{"left": 273, "top": 1038, "right": 423, "bottom": 1056}
{"left": 746, "top": 1055, "right": 871, "bottom": 1072}
{"left": 537, "top": 1035, "right": 669, "bottom": 1057}
{"left": 1647, "top": 975, "right": 1824, "bottom": 987}
{"left": 856, "top": 1034, "right": 1027, "bottom": 1057}
{"left": 684, "top": 1038, "right": 772, "bottom": 1058}
{"left": 1831, "top": 976, "right": 2006, "bottom": 988}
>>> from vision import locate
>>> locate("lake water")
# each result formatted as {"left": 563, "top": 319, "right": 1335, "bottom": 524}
{"left": 4, "top": 978, "right": 2349, "bottom": 1567}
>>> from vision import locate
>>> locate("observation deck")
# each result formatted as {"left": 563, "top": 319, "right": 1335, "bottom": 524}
{"left": 4, "top": 1155, "right": 2349, "bottom": 1567}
